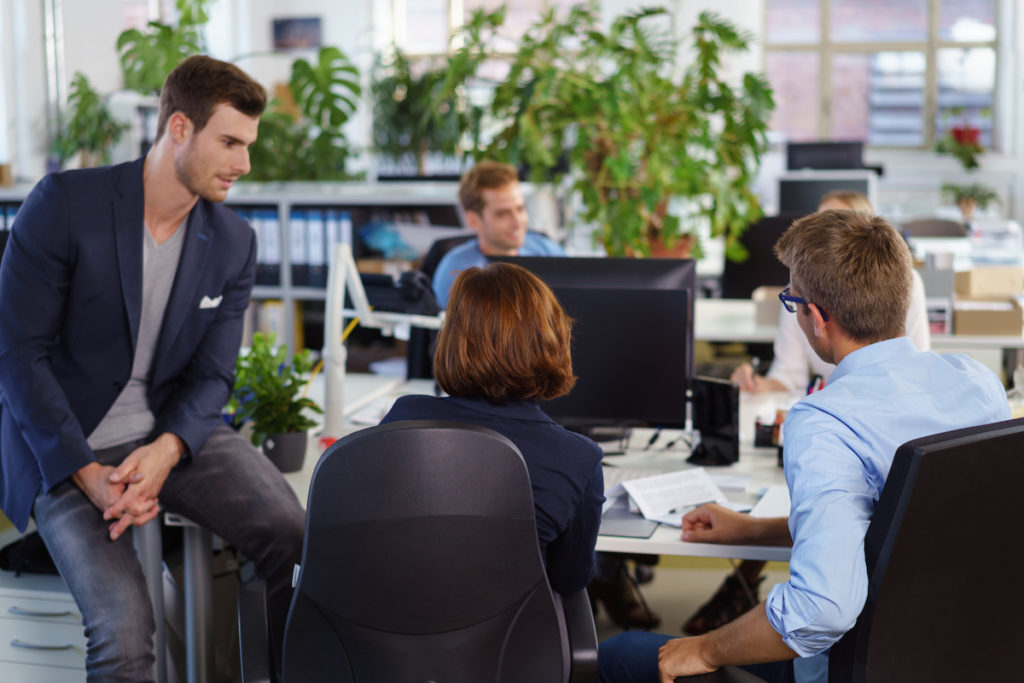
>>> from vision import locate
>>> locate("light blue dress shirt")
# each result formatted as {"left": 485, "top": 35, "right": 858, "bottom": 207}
{"left": 765, "top": 336, "right": 1009, "bottom": 682}
{"left": 431, "top": 233, "right": 565, "bottom": 308}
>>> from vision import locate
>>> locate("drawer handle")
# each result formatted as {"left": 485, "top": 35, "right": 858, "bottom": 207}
{"left": 8, "top": 606, "right": 73, "bottom": 618}
{"left": 11, "top": 638, "right": 75, "bottom": 651}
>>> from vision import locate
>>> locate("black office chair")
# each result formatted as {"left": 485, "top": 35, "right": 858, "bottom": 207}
{"left": 708, "top": 417, "right": 1024, "bottom": 683}
{"left": 238, "top": 420, "right": 598, "bottom": 683}
{"left": 827, "top": 416, "right": 1024, "bottom": 682}
{"left": 406, "top": 232, "right": 475, "bottom": 379}
{"left": 719, "top": 213, "right": 802, "bottom": 300}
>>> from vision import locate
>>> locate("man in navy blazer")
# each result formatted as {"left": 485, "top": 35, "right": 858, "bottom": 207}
{"left": 0, "top": 56, "right": 304, "bottom": 680}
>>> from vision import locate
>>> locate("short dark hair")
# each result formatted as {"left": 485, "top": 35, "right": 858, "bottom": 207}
{"left": 458, "top": 160, "right": 520, "bottom": 215}
{"left": 434, "top": 262, "right": 576, "bottom": 404}
{"left": 774, "top": 209, "right": 912, "bottom": 343}
{"left": 155, "top": 55, "right": 266, "bottom": 142}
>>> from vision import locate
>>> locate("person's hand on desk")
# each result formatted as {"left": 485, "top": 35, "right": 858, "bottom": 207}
{"left": 730, "top": 364, "right": 787, "bottom": 393}
{"left": 681, "top": 503, "right": 792, "bottom": 546}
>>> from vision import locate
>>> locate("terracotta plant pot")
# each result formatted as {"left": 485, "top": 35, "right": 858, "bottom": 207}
{"left": 262, "top": 432, "right": 308, "bottom": 473}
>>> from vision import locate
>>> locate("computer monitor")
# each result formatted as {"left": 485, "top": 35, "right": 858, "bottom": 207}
{"left": 496, "top": 256, "right": 696, "bottom": 430}
{"left": 778, "top": 170, "right": 877, "bottom": 215}
{"left": 787, "top": 141, "right": 864, "bottom": 170}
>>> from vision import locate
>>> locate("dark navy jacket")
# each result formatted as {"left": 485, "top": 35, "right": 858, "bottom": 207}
{"left": 0, "top": 158, "right": 256, "bottom": 530}
{"left": 381, "top": 394, "right": 604, "bottom": 595}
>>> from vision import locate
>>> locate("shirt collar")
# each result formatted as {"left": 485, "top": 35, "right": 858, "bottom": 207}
{"left": 829, "top": 336, "right": 919, "bottom": 385}
{"left": 446, "top": 396, "right": 554, "bottom": 423}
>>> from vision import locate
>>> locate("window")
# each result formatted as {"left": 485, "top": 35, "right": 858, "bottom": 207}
{"left": 396, "top": 0, "right": 573, "bottom": 55}
{"left": 764, "top": 0, "right": 997, "bottom": 148}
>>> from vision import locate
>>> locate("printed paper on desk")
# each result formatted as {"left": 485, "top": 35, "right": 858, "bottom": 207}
{"left": 622, "top": 467, "right": 728, "bottom": 523}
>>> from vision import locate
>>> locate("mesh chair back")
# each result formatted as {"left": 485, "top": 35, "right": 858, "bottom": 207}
{"left": 829, "top": 417, "right": 1024, "bottom": 682}
{"left": 282, "top": 420, "right": 568, "bottom": 683}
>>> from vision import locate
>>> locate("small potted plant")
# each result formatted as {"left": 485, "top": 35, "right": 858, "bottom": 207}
{"left": 935, "top": 108, "right": 985, "bottom": 170}
{"left": 227, "top": 332, "right": 323, "bottom": 472}
{"left": 941, "top": 183, "right": 1000, "bottom": 223}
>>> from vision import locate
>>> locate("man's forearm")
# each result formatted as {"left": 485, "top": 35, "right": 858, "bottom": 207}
{"left": 751, "top": 517, "right": 793, "bottom": 546}
{"left": 700, "top": 602, "right": 797, "bottom": 667}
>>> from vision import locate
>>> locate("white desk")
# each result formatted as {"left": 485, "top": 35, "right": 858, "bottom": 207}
{"left": 292, "top": 377, "right": 793, "bottom": 563}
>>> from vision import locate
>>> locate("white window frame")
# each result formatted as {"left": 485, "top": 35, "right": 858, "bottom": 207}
{"left": 764, "top": 0, "right": 1002, "bottom": 150}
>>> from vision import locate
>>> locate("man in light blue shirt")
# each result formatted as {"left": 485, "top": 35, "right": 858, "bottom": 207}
{"left": 432, "top": 160, "right": 563, "bottom": 308}
{"left": 598, "top": 210, "right": 1009, "bottom": 683}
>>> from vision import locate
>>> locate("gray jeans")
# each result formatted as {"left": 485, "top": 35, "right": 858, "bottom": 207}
{"left": 33, "top": 423, "right": 305, "bottom": 682}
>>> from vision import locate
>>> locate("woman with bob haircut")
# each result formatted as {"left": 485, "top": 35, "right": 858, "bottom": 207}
{"left": 380, "top": 262, "right": 604, "bottom": 595}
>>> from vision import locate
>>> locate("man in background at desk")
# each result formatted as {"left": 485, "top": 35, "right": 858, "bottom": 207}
{"left": 599, "top": 210, "right": 1008, "bottom": 683}
{"left": 732, "top": 190, "right": 930, "bottom": 395}
{"left": 432, "top": 160, "right": 563, "bottom": 308}
{"left": 0, "top": 56, "right": 304, "bottom": 680}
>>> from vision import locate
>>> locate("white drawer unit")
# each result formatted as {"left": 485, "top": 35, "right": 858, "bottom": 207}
{"left": 0, "top": 569, "right": 85, "bottom": 681}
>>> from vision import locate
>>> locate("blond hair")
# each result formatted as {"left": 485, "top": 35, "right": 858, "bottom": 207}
{"left": 818, "top": 190, "right": 873, "bottom": 215}
{"left": 774, "top": 210, "right": 911, "bottom": 343}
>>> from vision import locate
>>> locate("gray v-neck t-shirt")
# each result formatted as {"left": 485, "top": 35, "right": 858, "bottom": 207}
{"left": 87, "top": 218, "right": 187, "bottom": 450}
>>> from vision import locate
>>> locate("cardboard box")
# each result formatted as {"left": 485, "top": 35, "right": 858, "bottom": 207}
{"left": 752, "top": 286, "right": 784, "bottom": 327}
{"left": 953, "top": 298, "right": 1024, "bottom": 336}
{"left": 954, "top": 266, "right": 1023, "bottom": 298}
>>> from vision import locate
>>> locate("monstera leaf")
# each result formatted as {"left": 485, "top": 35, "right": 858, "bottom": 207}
{"left": 290, "top": 47, "right": 361, "bottom": 130}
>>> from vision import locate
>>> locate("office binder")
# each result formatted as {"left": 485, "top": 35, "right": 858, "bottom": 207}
{"left": 290, "top": 208, "right": 309, "bottom": 287}
{"left": 4, "top": 203, "right": 18, "bottom": 231}
{"left": 306, "top": 208, "right": 326, "bottom": 287}
{"left": 260, "top": 208, "right": 282, "bottom": 286}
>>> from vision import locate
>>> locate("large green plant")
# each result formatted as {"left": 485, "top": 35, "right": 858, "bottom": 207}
{"left": 247, "top": 47, "right": 362, "bottom": 181}
{"left": 116, "top": 0, "right": 211, "bottom": 94}
{"left": 370, "top": 49, "right": 462, "bottom": 175}
{"left": 53, "top": 73, "right": 128, "bottom": 167}
{"left": 448, "top": 6, "right": 774, "bottom": 260}
{"left": 227, "top": 332, "right": 322, "bottom": 447}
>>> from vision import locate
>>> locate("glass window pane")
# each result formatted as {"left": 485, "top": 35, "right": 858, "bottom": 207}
{"left": 832, "top": 51, "right": 924, "bottom": 146}
{"left": 830, "top": 0, "right": 928, "bottom": 43}
{"left": 466, "top": 0, "right": 547, "bottom": 42}
{"left": 935, "top": 47, "right": 995, "bottom": 148}
{"left": 765, "top": 0, "right": 820, "bottom": 45}
{"left": 765, "top": 52, "right": 820, "bottom": 142}
{"left": 405, "top": 0, "right": 450, "bottom": 53}
{"left": 939, "top": 0, "right": 996, "bottom": 42}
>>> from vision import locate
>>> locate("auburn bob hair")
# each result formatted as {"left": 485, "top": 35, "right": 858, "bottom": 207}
{"left": 434, "top": 262, "right": 576, "bottom": 404}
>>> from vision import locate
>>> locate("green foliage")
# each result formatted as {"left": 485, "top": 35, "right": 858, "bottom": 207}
{"left": 941, "top": 183, "right": 999, "bottom": 209}
{"left": 53, "top": 73, "right": 128, "bottom": 165}
{"left": 446, "top": 5, "right": 774, "bottom": 259}
{"left": 247, "top": 47, "right": 362, "bottom": 181}
{"left": 370, "top": 48, "right": 463, "bottom": 173}
{"left": 116, "top": 0, "right": 211, "bottom": 94}
{"left": 227, "top": 332, "right": 322, "bottom": 447}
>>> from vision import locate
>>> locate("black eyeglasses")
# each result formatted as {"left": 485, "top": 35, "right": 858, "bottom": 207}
{"left": 778, "top": 286, "right": 829, "bottom": 322}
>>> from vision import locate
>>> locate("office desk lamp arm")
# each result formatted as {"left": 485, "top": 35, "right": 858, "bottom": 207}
{"left": 322, "top": 243, "right": 443, "bottom": 439}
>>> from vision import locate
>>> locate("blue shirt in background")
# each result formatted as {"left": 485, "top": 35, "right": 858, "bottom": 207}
{"left": 431, "top": 233, "right": 565, "bottom": 308}
{"left": 766, "top": 336, "right": 1009, "bottom": 682}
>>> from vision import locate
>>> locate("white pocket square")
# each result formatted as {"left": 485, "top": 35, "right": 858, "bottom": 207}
{"left": 199, "top": 295, "right": 223, "bottom": 310}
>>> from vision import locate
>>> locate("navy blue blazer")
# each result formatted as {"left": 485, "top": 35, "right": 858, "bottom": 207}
{"left": 0, "top": 158, "right": 256, "bottom": 530}
{"left": 381, "top": 395, "right": 605, "bottom": 595}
